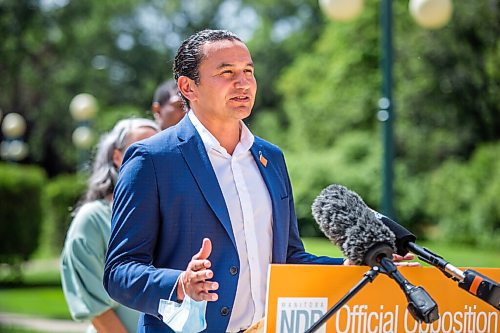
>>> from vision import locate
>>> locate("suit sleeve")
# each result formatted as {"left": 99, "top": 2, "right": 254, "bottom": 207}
{"left": 280, "top": 152, "right": 344, "bottom": 265}
{"left": 104, "top": 143, "right": 182, "bottom": 317}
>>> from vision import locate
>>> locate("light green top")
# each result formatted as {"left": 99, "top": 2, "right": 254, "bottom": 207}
{"left": 60, "top": 199, "right": 139, "bottom": 333}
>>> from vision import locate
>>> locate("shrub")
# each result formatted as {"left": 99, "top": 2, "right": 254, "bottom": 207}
{"left": 425, "top": 142, "right": 500, "bottom": 248}
{"left": 393, "top": 166, "right": 433, "bottom": 239}
{"left": 44, "top": 174, "right": 86, "bottom": 254}
{"left": 0, "top": 163, "right": 46, "bottom": 264}
{"left": 285, "top": 131, "right": 381, "bottom": 236}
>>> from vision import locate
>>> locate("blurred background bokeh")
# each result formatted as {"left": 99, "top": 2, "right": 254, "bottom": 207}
{"left": 0, "top": 0, "right": 499, "bottom": 329}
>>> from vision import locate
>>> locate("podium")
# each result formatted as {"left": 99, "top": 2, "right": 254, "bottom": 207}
{"left": 263, "top": 265, "right": 500, "bottom": 333}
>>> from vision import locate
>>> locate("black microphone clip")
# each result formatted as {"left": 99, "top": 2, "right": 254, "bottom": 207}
{"left": 378, "top": 257, "right": 440, "bottom": 324}
{"left": 363, "top": 245, "right": 440, "bottom": 324}
{"left": 406, "top": 286, "right": 441, "bottom": 323}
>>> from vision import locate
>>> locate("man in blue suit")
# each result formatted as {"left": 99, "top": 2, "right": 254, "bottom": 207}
{"left": 104, "top": 29, "right": 344, "bottom": 332}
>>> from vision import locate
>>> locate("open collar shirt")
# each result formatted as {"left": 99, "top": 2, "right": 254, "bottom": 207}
{"left": 188, "top": 111, "right": 273, "bottom": 332}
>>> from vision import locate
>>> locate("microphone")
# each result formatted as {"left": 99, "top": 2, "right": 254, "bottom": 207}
{"left": 312, "top": 184, "right": 440, "bottom": 323}
{"left": 374, "top": 212, "right": 500, "bottom": 311}
{"left": 370, "top": 211, "right": 416, "bottom": 256}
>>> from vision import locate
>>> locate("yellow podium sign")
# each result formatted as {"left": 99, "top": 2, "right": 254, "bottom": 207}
{"left": 264, "top": 265, "right": 499, "bottom": 333}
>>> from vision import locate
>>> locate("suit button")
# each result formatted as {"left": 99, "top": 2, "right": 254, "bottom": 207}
{"left": 221, "top": 306, "right": 230, "bottom": 316}
{"left": 229, "top": 266, "right": 238, "bottom": 275}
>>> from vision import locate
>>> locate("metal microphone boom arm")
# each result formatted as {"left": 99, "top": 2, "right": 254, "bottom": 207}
{"left": 376, "top": 212, "right": 500, "bottom": 311}
{"left": 407, "top": 242, "right": 500, "bottom": 311}
{"left": 306, "top": 244, "right": 440, "bottom": 333}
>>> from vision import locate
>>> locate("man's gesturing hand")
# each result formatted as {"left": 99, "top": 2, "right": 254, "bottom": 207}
{"left": 177, "top": 238, "right": 219, "bottom": 302}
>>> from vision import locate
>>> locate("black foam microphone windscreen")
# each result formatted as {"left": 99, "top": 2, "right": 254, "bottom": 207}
{"left": 312, "top": 184, "right": 441, "bottom": 323}
{"left": 312, "top": 184, "right": 396, "bottom": 265}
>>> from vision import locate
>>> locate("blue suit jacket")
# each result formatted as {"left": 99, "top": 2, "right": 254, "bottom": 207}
{"left": 104, "top": 116, "right": 342, "bottom": 332}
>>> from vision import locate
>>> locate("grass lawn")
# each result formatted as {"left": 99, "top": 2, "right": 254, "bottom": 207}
{"left": 0, "top": 261, "right": 71, "bottom": 321}
{"left": 302, "top": 237, "right": 500, "bottom": 267}
{"left": 0, "top": 328, "right": 41, "bottom": 333}
{"left": 0, "top": 287, "right": 70, "bottom": 320}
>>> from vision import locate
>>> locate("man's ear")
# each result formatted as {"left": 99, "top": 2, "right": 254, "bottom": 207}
{"left": 151, "top": 102, "right": 161, "bottom": 114}
{"left": 177, "top": 76, "right": 197, "bottom": 103}
{"left": 112, "top": 149, "right": 123, "bottom": 169}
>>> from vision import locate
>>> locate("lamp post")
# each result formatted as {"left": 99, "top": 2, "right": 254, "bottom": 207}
{"left": 1, "top": 113, "right": 29, "bottom": 162}
{"left": 319, "top": 0, "right": 452, "bottom": 219}
{"left": 69, "top": 93, "right": 98, "bottom": 171}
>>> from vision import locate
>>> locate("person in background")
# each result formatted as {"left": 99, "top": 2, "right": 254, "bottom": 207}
{"left": 61, "top": 118, "right": 159, "bottom": 333}
{"left": 151, "top": 79, "right": 186, "bottom": 130}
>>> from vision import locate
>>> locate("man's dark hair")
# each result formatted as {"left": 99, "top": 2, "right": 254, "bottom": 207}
{"left": 152, "top": 79, "right": 178, "bottom": 107}
{"left": 173, "top": 29, "right": 242, "bottom": 108}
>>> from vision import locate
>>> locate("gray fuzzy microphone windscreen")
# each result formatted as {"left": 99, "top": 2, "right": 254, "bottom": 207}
{"left": 312, "top": 184, "right": 396, "bottom": 265}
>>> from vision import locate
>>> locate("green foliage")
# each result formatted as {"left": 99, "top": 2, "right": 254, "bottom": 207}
{"left": 425, "top": 142, "right": 500, "bottom": 248}
{"left": 0, "top": 163, "right": 46, "bottom": 264}
{"left": 44, "top": 174, "right": 86, "bottom": 254}
{"left": 275, "top": 1, "right": 499, "bottom": 164}
{"left": 262, "top": 1, "right": 500, "bottom": 247}
{"left": 0, "top": 0, "right": 498, "bottom": 254}
{"left": 395, "top": 1, "right": 500, "bottom": 172}
{"left": 0, "top": 0, "right": 166, "bottom": 176}
{"left": 249, "top": 110, "right": 287, "bottom": 147}
{"left": 94, "top": 105, "right": 150, "bottom": 134}
{"left": 277, "top": 3, "right": 381, "bottom": 151}
{"left": 2, "top": 0, "right": 325, "bottom": 176}
{"left": 285, "top": 131, "right": 381, "bottom": 236}
{"left": 391, "top": 164, "right": 434, "bottom": 238}
{"left": 244, "top": 0, "right": 326, "bottom": 113}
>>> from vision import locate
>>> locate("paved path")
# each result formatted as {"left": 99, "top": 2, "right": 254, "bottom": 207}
{"left": 0, "top": 312, "right": 88, "bottom": 332}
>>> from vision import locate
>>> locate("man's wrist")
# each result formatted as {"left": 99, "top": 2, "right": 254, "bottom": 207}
{"left": 175, "top": 272, "right": 185, "bottom": 302}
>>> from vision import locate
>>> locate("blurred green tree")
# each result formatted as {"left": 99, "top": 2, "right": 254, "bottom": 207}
{"left": 395, "top": 1, "right": 500, "bottom": 173}
{"left": 275, "top": 0, "right": 499, "bottom": 159}
{"left": 266, "top": 0, "right": 499, "bottom": 236}
{"left": 1, "top": 0, "right": 498, "bottom": 246}
{"left": 0, "top": 0, "right": 161, "bottom": 175}
{"left": 0, "top": 0, "right": 324, "bottom": 176}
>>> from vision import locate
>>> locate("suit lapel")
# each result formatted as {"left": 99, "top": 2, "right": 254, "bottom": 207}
{"left": 250, "top": 142, "right": 287, "bottom": 262}
{"left": 176, "top": 118, "right": 237, "bottom": 250}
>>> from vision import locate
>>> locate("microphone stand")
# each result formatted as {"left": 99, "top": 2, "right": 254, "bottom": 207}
{"left": 377, "top": 213, "right": 499, "bottom": 310}
{"left": 306, "top": 258, "right": 440, "bottom": 333}
{"left": 407, "top": 242, "right": 500, "bottom": 311}
{"left": 305, "top": 267, "right": 381, "bottom": 333}
{"left": 378, "top": 257, "right": 439, "bottom": 323}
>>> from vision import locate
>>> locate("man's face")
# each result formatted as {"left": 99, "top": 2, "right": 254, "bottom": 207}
{"left": 154, "top": 95, "right": 185, "bottom": 130}
{"left": 190, "top": 39, "right": 257, "bottom": 124}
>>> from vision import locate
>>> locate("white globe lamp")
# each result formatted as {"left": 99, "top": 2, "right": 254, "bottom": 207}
{"left": 72, "top": 126, "right": 94, "bottom": 149}
{"left": 69, "top": 93, "right": 98, "bottom": 121}
{"left": 7, "top": 140, "right": 29, "bottom": 161}
{"left": 319, "top": 0, "right": 364, "bottom": 22}
{"left": 1, "top": 113, "right": 27, "bottom": 139}
{"left": 2, "top": 113, "right": 26, "bottom": 139}
{"left": 409, "top": 0, "right": 453, "bottom": 29}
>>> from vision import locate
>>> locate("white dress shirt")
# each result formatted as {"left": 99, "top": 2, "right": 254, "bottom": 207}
{"left": 188, "top": 111, "right": 273, "bottom": 332}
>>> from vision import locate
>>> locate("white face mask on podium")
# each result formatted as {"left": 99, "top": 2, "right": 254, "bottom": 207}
{"left": 159, "top": 273, "right": 208, "bottom": 333}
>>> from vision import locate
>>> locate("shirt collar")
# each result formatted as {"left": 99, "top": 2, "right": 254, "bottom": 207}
{"left": 188, "top": 110, "right": 254, "bottom": 156}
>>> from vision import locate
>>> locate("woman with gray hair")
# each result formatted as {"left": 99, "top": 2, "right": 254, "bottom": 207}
{"left": 61, "top": 118, "right": 159, "bottom": 333}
